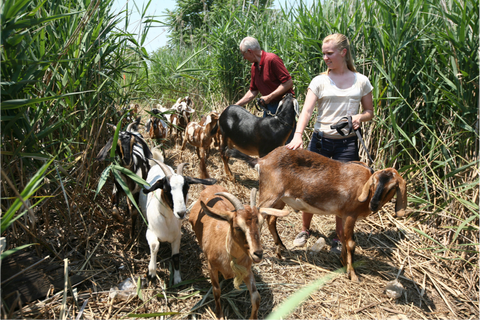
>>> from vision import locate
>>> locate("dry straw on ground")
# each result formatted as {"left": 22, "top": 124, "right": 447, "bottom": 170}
{"left": 4, "top": 107, "right": 478, "bottom": 320}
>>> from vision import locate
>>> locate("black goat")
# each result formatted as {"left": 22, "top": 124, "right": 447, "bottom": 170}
{"left": 96, "top": 117, "right": 152, "bottom": 238}
{"left": 218, "top": 93, "right": 298, "bottom": 180}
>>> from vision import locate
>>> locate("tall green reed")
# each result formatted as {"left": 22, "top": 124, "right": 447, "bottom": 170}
{"left": 1, "top": 0, "right": 154, "bottom": 252}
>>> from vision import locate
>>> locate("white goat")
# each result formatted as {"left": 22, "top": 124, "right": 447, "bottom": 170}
{"left": 139, "top": 157, "right": 216, "bottom": 284}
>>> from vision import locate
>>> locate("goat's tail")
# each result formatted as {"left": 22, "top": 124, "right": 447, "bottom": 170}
{"left": 226, "top": 148, "right": 258, "bottom": 168}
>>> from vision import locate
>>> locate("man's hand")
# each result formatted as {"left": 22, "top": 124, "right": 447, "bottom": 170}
{"left": 259, "top": 95, "right": 272, "bottom": 105}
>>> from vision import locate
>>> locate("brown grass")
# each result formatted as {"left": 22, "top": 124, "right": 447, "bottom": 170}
{"left": 4, "top": 107, "right": 479, "bottom": 320}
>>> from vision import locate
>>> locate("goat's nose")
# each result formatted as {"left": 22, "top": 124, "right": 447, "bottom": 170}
{"left": 176, "top": 210, "right": 186, "bottom": 219}
{"left": 252, "top": 250, "right": 263, "bottom": 262}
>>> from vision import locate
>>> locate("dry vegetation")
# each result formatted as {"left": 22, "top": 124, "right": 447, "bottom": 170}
{"left": 4, "top": 107, "right": 478, "bottom": 320}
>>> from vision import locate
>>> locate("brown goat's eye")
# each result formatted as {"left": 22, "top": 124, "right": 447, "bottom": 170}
{"left": 235, "top": 227, "right": 242, "bottom": 232}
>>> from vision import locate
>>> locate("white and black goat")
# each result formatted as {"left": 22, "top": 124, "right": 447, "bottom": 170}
{"left": 96, "top": 117, "right": 152, "bottom": 238}
{"left": 140, "top": 159, "right": 216, "bottom": 284}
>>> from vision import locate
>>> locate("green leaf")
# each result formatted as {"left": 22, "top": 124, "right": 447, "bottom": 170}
{"left": 111, "top": 165, "right": 149, "bottom": 187}
{"left": 452, "top": 213, "right": 480, "bottom": 243}
{"left": 266, "top": 267, "right": 344, "bottom": 319}
{"left": 1, "top": 91, "right": 94, "bottom": 110}
{"left": 95, "top": 165, "right": 112, "bottom": 199}
{"left": 112, "top": 169, "right": 145, "bottom": 224}
{"left": 1, "top": 159, "right": 54, "bottom": 234}
{"left": 1, "top": 243, "right": 37, "bottom": 260}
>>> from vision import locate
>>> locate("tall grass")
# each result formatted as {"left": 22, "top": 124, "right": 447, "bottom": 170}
{"left": 1, "top": 0, "right": 153, "bottom": 255}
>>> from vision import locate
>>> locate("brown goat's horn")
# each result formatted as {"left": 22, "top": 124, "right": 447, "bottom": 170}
{"left": 151, "top": 158, "right": 172, "bottom": 178}
{"left": 176, "top": 162, "right": 189, "bottom": 175}
{"left": 215, "top": 192, "right": 244, "bottom": 212}
{"left": 250, "top": 188, "right": 257, "bottom": 207}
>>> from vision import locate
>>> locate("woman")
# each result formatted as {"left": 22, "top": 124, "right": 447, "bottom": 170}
{"left": 286, "top": 33, "right": 374, "bottom": 252}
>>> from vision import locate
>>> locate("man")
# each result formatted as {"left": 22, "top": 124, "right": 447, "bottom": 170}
{"left": 235, "top": 37, "right": 294, "bottom": 117}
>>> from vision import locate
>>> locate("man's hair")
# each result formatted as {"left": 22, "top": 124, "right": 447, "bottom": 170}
{"left": 323, "top": 33, "right": 357, "bottom": 73}
{"left": 240, "top": 37, "right": 261, "bottom": 52}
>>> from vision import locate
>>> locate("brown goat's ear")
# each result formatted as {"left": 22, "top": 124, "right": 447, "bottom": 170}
{"left": 394, "top": 174, "right": 407, "bottom": 217}
{"left": 200, "top": 200, "right": 233, "bottom": 222}
{"left": 259, "top": 208, "right": 290, "bottom": 217}
{"left": 149, "top": 121, "right": 155, "bottom": 138}
{"left": 358, "top": 174, "right": 375, "bottom": 202}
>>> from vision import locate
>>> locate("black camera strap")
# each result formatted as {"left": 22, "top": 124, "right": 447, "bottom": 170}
{"left": 330, "top": 116, "right": 374, "bottom": 164}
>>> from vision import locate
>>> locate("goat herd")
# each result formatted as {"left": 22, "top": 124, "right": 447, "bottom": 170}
{"left": 96, "top": 95, "right": 407, "bottom": 319}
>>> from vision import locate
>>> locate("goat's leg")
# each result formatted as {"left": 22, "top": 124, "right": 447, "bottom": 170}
{"left": 180, "top": 130, "right": 188, "bottom": 151}
{"left": 340, "top": 215, "right": 358, "bottom": 282}
{"left": 126, "top": 192, "right": 140, "bottom": 239}
{"left": 195, "top": 146, "right": 201, "bottom": 160}
{"left": 111, "top": 183, "right": 124, "bottom": 223}
{"left": 209, "top": 268, "right": 224, "bottom": 319}
{"left": 214, "top": 134, "right": 220, "bottom": 148}
{"left": 263, "top": 201, "right": 287, "bottom": 258}
{"left": 219, "top": 141, "right": 234, "bottom": 181}
{"left": 146, "top": 228, "right": 159, "bottom": 280}
{"left": 170, "top": 236, "right": 182, "bottom": 285}
{"left": 266, "top": 216, "right": 287, "bottom": 258}
{"left": 199, "top": 148, "right": 209, "bottom": 179}
{"left": 244, "top": 272, "right": 260, "bottom": 319}
{"left": 176, "top": 128, "right": 183, "bottom": 147}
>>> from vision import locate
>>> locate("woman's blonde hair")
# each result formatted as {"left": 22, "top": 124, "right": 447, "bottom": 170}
{"left": 322, "top": 33, "right": 356, "bottom": 73}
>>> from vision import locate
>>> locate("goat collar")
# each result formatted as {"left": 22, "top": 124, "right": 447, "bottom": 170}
{"left": 255, "top": 98, "right": 298, "bottom": 129}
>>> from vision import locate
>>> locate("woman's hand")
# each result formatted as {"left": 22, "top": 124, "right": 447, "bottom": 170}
{"left": 351, "top": 114, "right": 362, "bottom": 130}
{"left": 286, "top": 134, "right": 303, "bottom": 150}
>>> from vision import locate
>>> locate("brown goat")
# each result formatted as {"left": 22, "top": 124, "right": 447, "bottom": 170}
{"left": 227, "top": 146, "right": 407, "bottom": 282}
{"left": 189, "top": 185, "right": 289, "bottom": 319}
{"left": 145, "top": 109, "right": 168, "bottom": 140}
{"left": 200, "top": 111, "right": 221, "bottom": 148}
{"left": 181, "top": 112, "right": 219, "bottom": 178}
{"left": 169, "top": 96, "right": 195, "bottom": 145}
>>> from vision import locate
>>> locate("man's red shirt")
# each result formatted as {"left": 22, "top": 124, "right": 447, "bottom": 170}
{"left": 249, "top": 51, "right": 294, "bottom": 103}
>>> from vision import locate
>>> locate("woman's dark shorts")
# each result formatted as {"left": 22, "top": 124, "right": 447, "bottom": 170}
{"left": 307, "top": 131, "right": 359, "bottom": 162}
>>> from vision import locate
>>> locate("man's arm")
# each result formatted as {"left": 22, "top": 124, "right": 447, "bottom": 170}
{"left": 235, "top": 89, "right": 259, "bottom": 106}
{"left": 260, "top": 78, "right": 293, "bottom": 104}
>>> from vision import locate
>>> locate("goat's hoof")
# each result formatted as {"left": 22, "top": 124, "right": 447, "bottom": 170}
{"left": 112, "top": 208, "right": 124, "bottom": 223}
{"left": 275, "top": 247, "right": 284, "bottom": 259}
{"left": 348, "top": 272, "right": 360, "bottom": 282}
{"left": 147, "top": 274, "right": 157, "bottom": 284}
